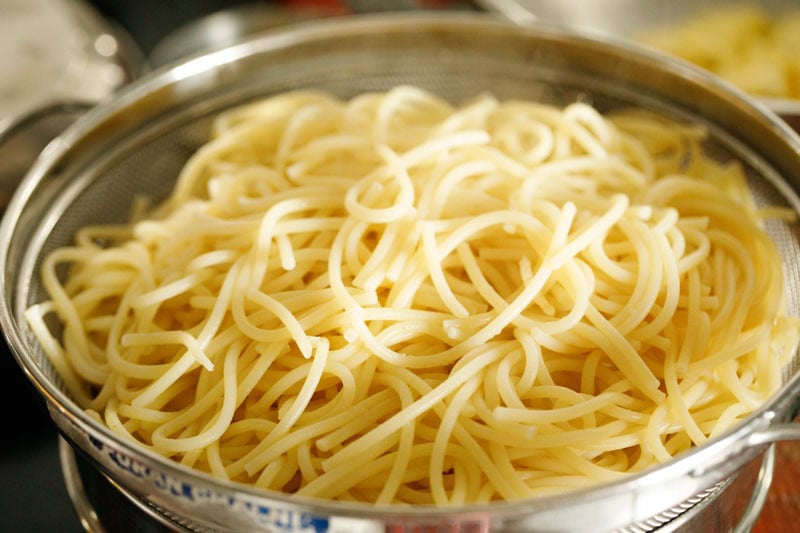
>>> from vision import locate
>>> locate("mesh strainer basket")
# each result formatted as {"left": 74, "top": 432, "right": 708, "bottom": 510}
{"left": 3, "top": 13, "right": 800, "bottom": 532}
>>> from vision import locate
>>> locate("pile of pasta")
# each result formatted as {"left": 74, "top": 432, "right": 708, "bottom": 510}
{"left": 28, "top": 87, "right": 800, "bottom": 504}
{"left": 639, "top": 5, "right": 800, "bottom": 99}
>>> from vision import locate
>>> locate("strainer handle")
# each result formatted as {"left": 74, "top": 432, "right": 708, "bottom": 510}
{"left": 731, "top": 426, "right": 800, "bottom": 533}
{"left": 734, "top": 444, "right": 776, "bottom": 533}
{"left": 0, "top": 101, "right": 93, "bottom": 212}
{"left": 747, "top": 423, "right": 800, "bottom": 446}
{"left": 0, "top": 101, "right": 92, "bottom": 144}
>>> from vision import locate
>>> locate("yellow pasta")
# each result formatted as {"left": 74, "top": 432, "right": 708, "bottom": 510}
{"left": 27, "top": 86, "right": 799, "bottom": 505}
{"left": 640, "top": 5, "right": 800, "bottom": 99}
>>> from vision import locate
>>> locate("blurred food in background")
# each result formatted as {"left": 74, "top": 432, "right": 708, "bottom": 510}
{"left": 639, "top": 5, "right": 800, "bottom": 99}
{"left": 477, "top": 0, "right": 800, "bottom": 106}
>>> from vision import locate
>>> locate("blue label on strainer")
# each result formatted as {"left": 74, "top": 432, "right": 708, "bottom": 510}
{"left": 83, "top": 434, "right": 331, "bottom": 532}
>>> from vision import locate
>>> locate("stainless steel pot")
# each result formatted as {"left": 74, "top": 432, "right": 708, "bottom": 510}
{"left": 0, "top": 0, "right": 143, "bottom": 213}
{"left": 2, "top": 13, "right": 800, "bottom": 532}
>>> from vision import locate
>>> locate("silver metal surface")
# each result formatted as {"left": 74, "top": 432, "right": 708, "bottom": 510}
{"left": 59, "top": 438, "right": 107, "bottom": 533}
{"left": 735, "top": 445, "right": 776, "bottom": 533}
{"left": 56, "top": 438, "right": 778, "bottom": 533}
{"left": 59, "top": 437, "right": 195, "bottom": 532}
{"left": 614, "top": 445, "right": 775, "bottom": 533}
{"left": 3, "top": 12, "right": 800, "bottom": 532}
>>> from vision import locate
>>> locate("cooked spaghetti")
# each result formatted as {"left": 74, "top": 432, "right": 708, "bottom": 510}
{"left": 26, "top": 87, "right": 800, "bottom": 504}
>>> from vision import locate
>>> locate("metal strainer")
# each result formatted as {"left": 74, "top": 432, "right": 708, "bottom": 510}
{"left": 3, "top": 13, "right": 800, "bottom": 532}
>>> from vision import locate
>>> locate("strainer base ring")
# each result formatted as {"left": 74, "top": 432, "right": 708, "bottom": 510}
{"left": 58, "top": 438, "right": 775, "bottom": 533}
